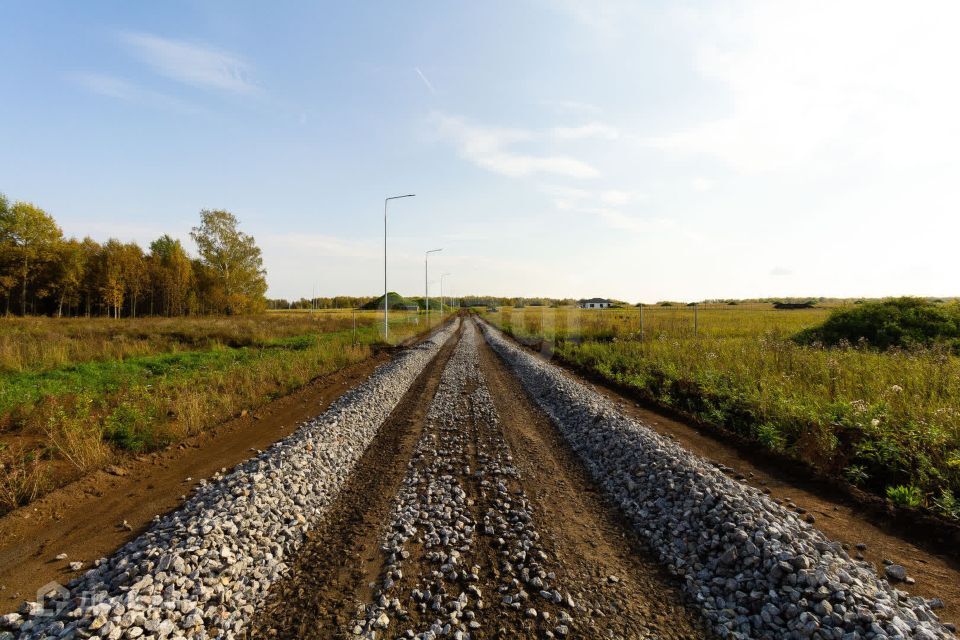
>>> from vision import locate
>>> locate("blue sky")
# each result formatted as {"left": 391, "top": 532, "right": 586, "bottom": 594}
{"left": 2, "top": 1, "right": 958, "bottom": 301}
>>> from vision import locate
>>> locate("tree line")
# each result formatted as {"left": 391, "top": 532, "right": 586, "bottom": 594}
{"left": 457, "top": 296, "right": 579, "bottom": 308}
{"left": 267, "top": 296, "right": 376, "bottom": 310}
{"left": 265, "top": 295, "right": 583, "bottom": 310}
{"left": 0, "top": 192, "right": 268, "bottom": 317}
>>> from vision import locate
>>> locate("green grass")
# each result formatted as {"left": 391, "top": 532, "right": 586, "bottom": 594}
{"left": 1, "top": 332, "right": 339, "bottom": 419}
{"left": 486, "top": 305, "right": 960, "bottom": 519}
{"left": 0, "top": 310, "right": 451, "bottom": 513}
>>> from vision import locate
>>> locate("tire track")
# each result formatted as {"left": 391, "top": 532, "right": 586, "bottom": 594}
{"left": 476, "top": 324, "right": 707, "bottom": 639}
{"left": 2, "top": 322, "right": 460, "bottom": 640}
{"left": 248, "top": 322, "right": 464, "bottom": 638}
{"left": 274, "top": 319, "right": 706, "bottom": 639}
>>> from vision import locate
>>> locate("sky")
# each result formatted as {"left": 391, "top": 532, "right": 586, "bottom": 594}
{"left": 1, "top": 1, "right": 958, "bottom": 302}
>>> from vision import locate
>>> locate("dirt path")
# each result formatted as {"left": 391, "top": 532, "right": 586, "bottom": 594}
{"left": 252, "top": 320, "right": 708, "bottom": 639}
{"left": 0, "top": 351, "right": 394, "bottom": 605}
{"left": 247, "top": 323, "right": 463, "bottom": 638}
{"left": 477, "top": 334, "right": 705, "bottom": 639}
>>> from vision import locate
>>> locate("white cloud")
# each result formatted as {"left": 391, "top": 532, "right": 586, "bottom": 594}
{"left": 541, "top": 186, "right": 592, "bottom": 199}
{"left": 121, "top": 32, "right": 257, "bottom": 94}
{"left": 540, "top": 185, "right": 592, "bottom": 210}
{"left": 691, "top": 177, "right": 716, "bottom": 192}
{"left": 574, "top": 207, "right": 705, "bottom": 246}
{"left": 541, "top": 99, "right": 602, "bottom": 116}
{"left": 770, "top": 266, "right": 793, "bottom": 277}
{"left": 580, "top": 207, "right": 651, "bottom": 234}
{"left": 649, "top": 1, "right": 960, "bottom": 174}
{"left": 540, "top": 185, "right": 646, "bottom": 210}
{"left": 598, "top": 189, "right": 644, "bottom": 205}
{"left": 73, "top": 72, "right": 201, "bottom": 113}
{"left": 537, "top": 184, "right": 675, "bottom": 240}
{"left": 434, "top": 114, "right": 600, "bottom": 178}
{"left": 550, "top": 0, "right": 642, "bottom": 41}
{"left": 552, "top": 122, "right": 619, "bottom": 140}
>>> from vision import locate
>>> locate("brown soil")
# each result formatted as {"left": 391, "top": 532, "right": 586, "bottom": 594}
{"left": 0, "top": 351, "right": 394, "bottom": 605}
{"left": 476, "top": 332, "right": 708, "bottom": 639}
{"left": 247, "top": 322, "right": 463, "bottom": 638}
{"left": 502, "top": 332, "right": 960, "bottom": 629}
{"left": 251, "top": 319, "right": 709, "bottom": 639}
{"left": 7, "top": 314, "right": 954, "bottom": 634}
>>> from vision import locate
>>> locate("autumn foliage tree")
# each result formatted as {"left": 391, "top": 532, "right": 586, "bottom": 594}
{"left": 51, "top": 238, "right": 88, "bottom": 317}
{"left": 100, "top": 239, "right": 127, "bottom": 319}
{"left": 0, "top": 199, "right": 63, "bottom": 314}
{"left": 149, "top": 235, "right": 192, "bottom": 316}
{"left": 0, "top": 192, "right": 268, "bottom": 317}
{"left": 190, "top": 209, "right": 267, "bottom": 315}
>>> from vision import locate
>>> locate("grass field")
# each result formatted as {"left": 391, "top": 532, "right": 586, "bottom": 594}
{"left": 0, "top": 310, "right": 447, "bottom": 513}
{"left": 484, "top": 304, "right": 960, "bottom": 519}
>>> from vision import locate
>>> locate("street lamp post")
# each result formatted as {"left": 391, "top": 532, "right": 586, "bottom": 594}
{"left": 384, "top": 194, "right": 415, "bottom": 340}
{"left": 425, "top": 248, "right": 442, "bottom": 327}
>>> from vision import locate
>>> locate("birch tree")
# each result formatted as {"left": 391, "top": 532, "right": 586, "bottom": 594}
{"left": 0, "top": 199, "right": 63, "bottom": 315}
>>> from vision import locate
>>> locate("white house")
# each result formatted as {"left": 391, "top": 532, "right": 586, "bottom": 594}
{"left": 578, "top": 298, "right": 612, "bottom": 309}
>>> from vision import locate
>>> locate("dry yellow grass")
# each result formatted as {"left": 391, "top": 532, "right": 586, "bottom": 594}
{"left": 486, "top": 305, "right": 960, "bottom": 517}
{"left": 0, "top": 309, "right": 451, "bottom": 512}
{"left": 0, "top": 312, "right": 389, "bottom": 373}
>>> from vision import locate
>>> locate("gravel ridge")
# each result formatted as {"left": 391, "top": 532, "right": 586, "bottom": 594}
{"left": 1, "top": 320, "right": 459, "bottom": 640}
{"left": 351, "top": 321, "right": 574, "bottom": 639}
{"left": 480, "top": 320, "right": 954, "bottom": 640}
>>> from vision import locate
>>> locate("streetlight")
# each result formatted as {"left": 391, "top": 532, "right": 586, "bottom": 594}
{"left": 441, "top": 273, "right": 451, "bottom": 316}
{"left": 425, "top": 248, "right": 443, "bottom": 327}
{"left": 384, "top": 194, "right": 415, "bottom": 340}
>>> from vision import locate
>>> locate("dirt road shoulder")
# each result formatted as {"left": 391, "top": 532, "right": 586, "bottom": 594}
{"left": 0, "top": 350, "right": 394, "bottom": 605}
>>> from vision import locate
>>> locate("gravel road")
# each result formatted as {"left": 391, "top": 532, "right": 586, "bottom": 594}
{"left": 254, "top": 318, "right": 704, "bottom": 640}
{"left": 480, "top": 319, "right": 955, "bottom": 640}
{"left": 0, "top": 321, "right": 459, "bottom": 640}
{"left": 341, "top": 321, "right": 693, "bottom": 638}
{"left": 2, "top": 314, "right": 955, "bottom": 640}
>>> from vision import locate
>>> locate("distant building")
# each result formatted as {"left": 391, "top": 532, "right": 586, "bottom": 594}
{"left": 578, "top": 298, "right": 612, "bottom": 309}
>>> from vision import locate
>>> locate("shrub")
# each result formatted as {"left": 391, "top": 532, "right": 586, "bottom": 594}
{"left": 41, "top": 397, "right": 109, "bottom": 471}
{"left": 933, "top": 489, "right": 959, "bottom": 520}
{"left": 886, "top": 484, "right": 923, "bottom": 508}
{"left": 104, "top": 402, "right": 159, "bottom": 452}
{"left": 844, "top": 464, "right": 869, "bottom": 486}
{"left": 756, "top": 423, "right": 787, "bottom": 452}
{"left": 0, "top": 446, "right": 51, "bottom": 512}
{"left": 796, "top": 297, "right": 960, "bottom": 351}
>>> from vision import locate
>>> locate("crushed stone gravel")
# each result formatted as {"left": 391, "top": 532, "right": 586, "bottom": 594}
{"left": 1, "top": 321, "right": 459, "bottom": 640}
{"left": 480, "top": 319, "right": 954, "bottom": 640}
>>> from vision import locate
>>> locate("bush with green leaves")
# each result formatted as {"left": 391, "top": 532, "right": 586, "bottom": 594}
{"left": 886, "top": 484, "right": 924, "bottom": 508}
{"left": 933, "top": 489, "right": 960, "bottom": 520}
{"left": 796, "top": 297, "right": 960, "bottom": 352}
